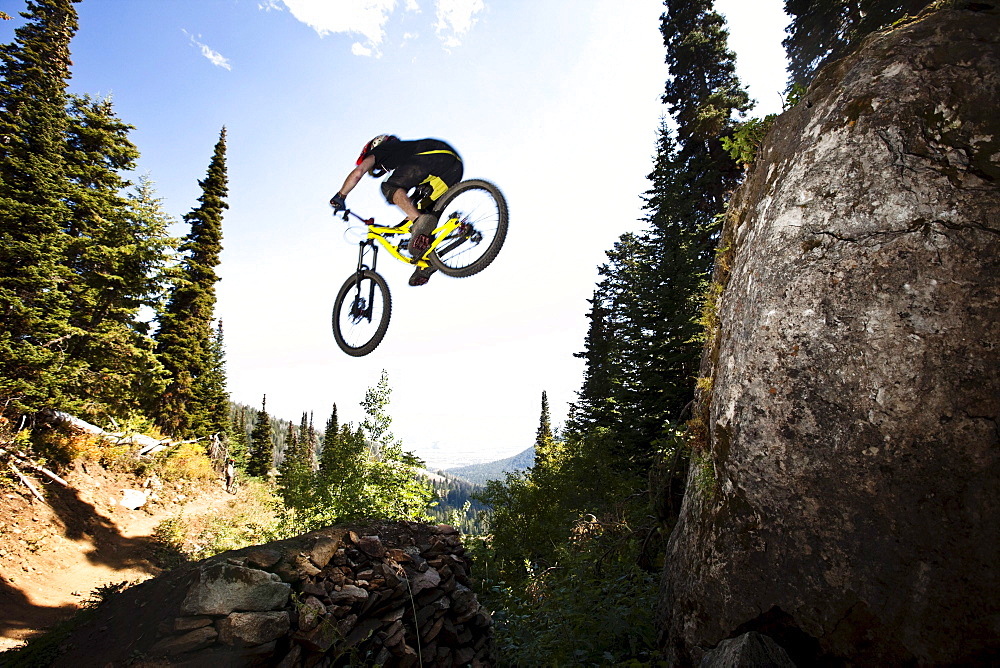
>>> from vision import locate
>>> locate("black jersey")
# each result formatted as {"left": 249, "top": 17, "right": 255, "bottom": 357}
{"left": 370, "top": 138, "right": 460, "bottom": 173}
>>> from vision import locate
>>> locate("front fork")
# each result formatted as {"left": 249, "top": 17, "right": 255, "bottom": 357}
{"left": 352, "top": 240, "right": 379, "bottom": 322}
{"left": 356, "top": 238, "right": 378, "bottom": 275}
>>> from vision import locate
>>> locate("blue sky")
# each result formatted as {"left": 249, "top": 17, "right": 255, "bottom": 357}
{"left": 2, "top": 0, "right": 788, "bottom": 468}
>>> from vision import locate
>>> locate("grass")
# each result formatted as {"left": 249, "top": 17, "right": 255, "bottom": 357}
{"left": 152, "top": 478, "right": 281, "bottom": 563}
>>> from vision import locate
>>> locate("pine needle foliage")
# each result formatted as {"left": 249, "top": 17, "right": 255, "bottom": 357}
{"left": 0, "top": 0, "right": 81, "bottom": 414}
{"left": 783, "top": 0, "right": 931, "bottom": 89}
{"left": 567, "top": 0, "right": 750, "bottom": 470}
{"left": 532, "top": 391, "right": 559, "bottom": 471}
{"left": 154, "top": 128, "right": 229, "bottom": 439}
{"left": 247, "top": 395, "right": 274, "bottom": 478}
{"left": 0, "top": 1, "right": 177, "bottom": 422}
{"left": 479, "top": 4, "right": 753, "bottom": 663}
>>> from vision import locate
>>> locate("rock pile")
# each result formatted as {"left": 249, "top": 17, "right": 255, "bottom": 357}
{"left": 54, "top": 522, "right": 494, "bottom": 667}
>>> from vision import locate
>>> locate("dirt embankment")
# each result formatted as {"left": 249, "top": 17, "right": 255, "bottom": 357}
{"left": 0, "top": 462, "right": 232, "bottom": 651}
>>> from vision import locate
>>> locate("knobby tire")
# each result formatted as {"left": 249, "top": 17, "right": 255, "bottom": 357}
{"left": 332, "top": 269, "right": 392, "bottom": 357}
{"left": 428, "top": 179, "right": 508, "bottom": 278}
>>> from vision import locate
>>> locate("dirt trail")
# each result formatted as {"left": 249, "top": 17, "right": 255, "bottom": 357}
{"left": 0, "top": 463, "right": 233, "bottom": 651}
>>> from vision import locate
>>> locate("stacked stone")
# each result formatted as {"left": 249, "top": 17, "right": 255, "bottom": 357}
{"left": 143, "top": 522, "right": 494, "bottom": 667}
{"left": 278, "top": 525, "right": 494, "bottom": 667}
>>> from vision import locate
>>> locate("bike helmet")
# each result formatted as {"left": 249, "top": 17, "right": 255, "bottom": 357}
{"left": 356, "top": 134, "right": 398, "bottom": 166}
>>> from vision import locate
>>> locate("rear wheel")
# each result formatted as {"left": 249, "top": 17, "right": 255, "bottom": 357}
{"left": 332, "top": 270, "right": 391, "bottom": 356}
{"left": 428, "top": 179, "right": 508, "bottom": 277}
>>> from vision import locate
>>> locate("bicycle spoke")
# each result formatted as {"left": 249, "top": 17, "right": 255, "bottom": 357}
{"left": 333, "top": 272, "right": 391, "bottom": 355}
{"left": 434, "top": 188, "right": 501, "bottom": 270}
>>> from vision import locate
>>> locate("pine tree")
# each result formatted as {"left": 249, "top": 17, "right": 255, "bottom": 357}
{"left": 783, "top": 0, "right": 929, "bottom": 88}
{"left": 279, "top": 424, "right": 302, "bottom": 476}
{"left": 533, "top": 391, "right": 557, "bottom": 470}
{"left": 319, "top": 403, "right": 339, "bottom": 474}
{"left": 566, "top": 3, "right": 750, "bottom": 469}
{"left": 193, "top": 320, "right": 230, "bottom": 440}
{"left": 155, "top": 128, "right": 228, "bottom": 437}
{"left": 63, "top": 93, "right": 176, "bottom": 420}
{"left": 227, "top": 404, "right": 249, "bottom": 468}
{"left": 661, "top": 0, "right": 751, "bottom": 211}
{"left": 630, "top": 122, "right": 716, "bottom": 438}
{"left": 247, "top": 395, "right": 273, "bottom": 478}
{"left": 279, "top": 418, "right": 318, "bottom": 508}
{"left": 298, "top": 411, "right": 318, "bottom": 471}
{"left": 566, "top": 296, "right": 619, "bottom": 435}
{"left": 643, "top": 1, "right": 750, "bottom": 439}
{"left": 0, "top": 0, "right": 80, "bottom": 414}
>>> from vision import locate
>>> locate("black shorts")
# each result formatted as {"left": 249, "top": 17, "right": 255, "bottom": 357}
{"left": 381, "top": 152, "right": 464, "bottom": 205}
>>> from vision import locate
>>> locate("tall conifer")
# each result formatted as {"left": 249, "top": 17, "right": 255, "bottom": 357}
{"left": 567, "top": 1, "right": 750, "bottom": 469}
{"left": 247, "top": 395, "right": 273, "bottom": 478}
{"left": 227, "top": 404, "right": 249, "bottom": 467}
{"left": 279, "top": 424, "right": 300, "bottom": 475}
{"left": 63, "top": 96, "right": 174, "bottom": 419}
{"left": 566, "top": 296, "right": 619, "bottom": 435}
{"left": 319, "top": 403, "right": 339, "bottom": 474}
{"left": 661, "top": 0, "right": 750, "bottom": 213}
{"left": 533, "top": 391, "right": 556, "bottom": 470}
{"left": 0, "top": 0, "right": 80, "bottom": 413}
{"left": 293, "top": 411, "right": 317, "bottom": 471}
{"left": 193, "top": 320, "right": 230, "bottom": 440}
{"left": 783, "top": 0, "right": 929, "bottom": 88}
{"left": 155, "top": 128, "right": 228, "bottom": 436}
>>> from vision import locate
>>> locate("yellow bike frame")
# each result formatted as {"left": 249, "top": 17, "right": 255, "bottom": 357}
{"left": 362, "top": 213, "right": 464, "bottom": 270}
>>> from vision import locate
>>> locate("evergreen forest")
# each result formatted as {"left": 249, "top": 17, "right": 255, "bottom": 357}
{"left": 0, "top": 0, "right": 937, "bottom": 664}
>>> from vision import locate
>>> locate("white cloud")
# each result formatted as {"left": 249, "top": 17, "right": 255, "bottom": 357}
{"left": 434, "top": 0, "right": 483, "bottom": 47}
{"left": 263, "top": 0, "right": 481, "bottom": 55}
{"left": 182, "top": 29, "right": 232, "bottom": 70}
{"left": 351, "top": 42, "right": 373, "bottom": 57}
{"left": 277, "top": 0, "right": 396, "bottom": 55}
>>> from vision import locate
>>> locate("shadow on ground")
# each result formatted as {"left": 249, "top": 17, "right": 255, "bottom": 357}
{"left": 0, "top": 478, "right": 187, "bottom": 651}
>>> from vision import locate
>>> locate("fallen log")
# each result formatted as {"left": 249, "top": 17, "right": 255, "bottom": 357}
{"left": 38, "top": 409, "right": 180, "bottom": 457}
{"left": 8, "top": 461, "right": 45, "bottom": 503}
{"left": 0, "top": 446, "right": 68, "bottom": 486}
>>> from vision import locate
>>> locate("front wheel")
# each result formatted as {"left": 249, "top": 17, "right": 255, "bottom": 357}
{"left": 332, "top": 270, "right": 391, "bottom": 356}
{"left": 429, "top": 179, "right": 508, "bottom": 277}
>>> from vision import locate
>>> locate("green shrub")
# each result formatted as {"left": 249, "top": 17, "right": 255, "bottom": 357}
{"left": 721, "top": 84, "right": 807, "bottom": 167}
{"left": 152, "top": 442, "right": 215, "bottom": 481}
{"left": 722, "top": 115, "right": 777, "bottom": 166}
{"left": 481, "top": 517, "right": 663, "bottom": 666}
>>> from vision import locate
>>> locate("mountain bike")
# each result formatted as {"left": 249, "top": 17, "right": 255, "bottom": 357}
{"left": 332, "top": 179, "right": 508, "bottom": 356}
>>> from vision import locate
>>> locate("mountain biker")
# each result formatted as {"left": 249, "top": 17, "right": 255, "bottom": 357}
{"left": 330, "top": 135, "right": 464, "bottom": 287}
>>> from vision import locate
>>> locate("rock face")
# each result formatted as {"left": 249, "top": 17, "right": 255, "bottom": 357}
{"left": 658, "top": 6, "right": 999, "bottom": 667}
{"left": 54, "top": 522, "right": 494, "bottom": 667}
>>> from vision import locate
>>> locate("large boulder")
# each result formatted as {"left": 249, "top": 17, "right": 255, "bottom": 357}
{"left": 658, "top": 6, "right": 999, "bottom": 666}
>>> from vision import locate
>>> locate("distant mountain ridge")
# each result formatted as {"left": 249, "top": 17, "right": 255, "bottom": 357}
{"left": 441, "top": 446, "right": 534, "bottom": 485}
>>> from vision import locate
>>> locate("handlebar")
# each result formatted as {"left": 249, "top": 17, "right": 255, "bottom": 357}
{"left": 337, "top": 208, "right": 374, "bottom": 226}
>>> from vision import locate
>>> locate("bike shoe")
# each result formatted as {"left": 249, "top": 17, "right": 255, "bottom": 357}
{"left": 409, "top": 266, "right": 436, "bottom": 287}
{"left": 409, "top": 214, "right": 436, "bottom": 258}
